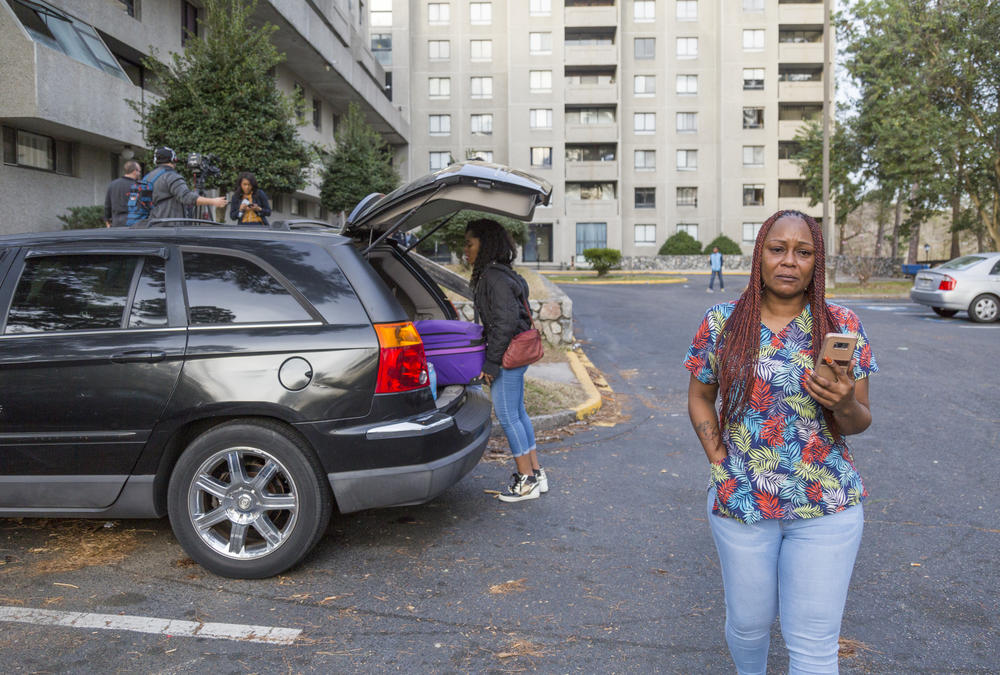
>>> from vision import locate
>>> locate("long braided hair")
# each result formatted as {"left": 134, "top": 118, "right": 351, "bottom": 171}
{"left": 716, "top": 210, "right": 843, "bottom": 440}
{"left": 466, "top": 218, "right": 516, "bottom": 290}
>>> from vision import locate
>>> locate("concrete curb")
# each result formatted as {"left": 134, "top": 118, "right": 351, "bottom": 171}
{"left": 489, "top": 348, "right": 605, "bottom": 438}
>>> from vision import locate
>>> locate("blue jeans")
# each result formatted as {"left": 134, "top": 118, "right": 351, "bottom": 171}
{"left": 710, "top": 270, "right": 724, "bottom": 289}
{"left": 491, "top": 365, "right": 536, "bottom": 457}
{"left": 707, "top": 489, "right": 864, "bottom": 675}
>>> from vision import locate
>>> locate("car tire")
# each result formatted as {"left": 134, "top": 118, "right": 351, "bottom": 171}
{"left": 968, "top": 294, "right": 999, "bottom": 323}
{"left": 167, "top": 420, "right": 332, "bottom": 578}
{"left": 932, "top": 307, "right": 958, "bottom": 318}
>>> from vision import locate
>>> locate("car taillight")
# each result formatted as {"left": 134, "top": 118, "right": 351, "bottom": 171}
{"left": 938, "top": 275, "right": 957, "bottom": 291}
{"left": 374, "top": 321, "right": 429, "bottom": 394}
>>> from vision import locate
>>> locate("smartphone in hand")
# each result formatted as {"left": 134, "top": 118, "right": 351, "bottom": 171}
{"left": 815, "top": 332, "right": 858, "bottom": 381}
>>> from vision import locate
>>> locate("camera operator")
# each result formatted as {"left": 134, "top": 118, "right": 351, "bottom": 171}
{"left": 146, "top": 147, "right": 227, "bottom": 222}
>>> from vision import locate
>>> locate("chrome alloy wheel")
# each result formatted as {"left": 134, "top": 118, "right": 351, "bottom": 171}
{"left": 971, "top": 295, "right": 998, "bottom": 322}
{"left": 187, "top": 447, "right": 299, "bottom": 560}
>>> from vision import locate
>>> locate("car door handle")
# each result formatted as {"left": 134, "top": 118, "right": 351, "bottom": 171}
{"left": 111, "top": 350, "right": 166, "bottom": 363}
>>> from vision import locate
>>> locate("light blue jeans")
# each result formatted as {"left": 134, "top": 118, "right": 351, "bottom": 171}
{"left": 491, "top": 364, "right": 536, "bottom": 457}
{"left": 707, "top": 489, "right": 864, "bottom": 675}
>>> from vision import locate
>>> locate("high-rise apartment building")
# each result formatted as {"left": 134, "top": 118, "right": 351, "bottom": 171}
{"left": 0, "top": 0, "right": 407, "bottom": 234}
{"left": 375, "top": 0, "right": 828, "bottom": 264}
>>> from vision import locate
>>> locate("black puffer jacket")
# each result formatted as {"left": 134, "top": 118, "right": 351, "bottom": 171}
{"left": 473, "top": 263, "right": 532, "bottom": 376}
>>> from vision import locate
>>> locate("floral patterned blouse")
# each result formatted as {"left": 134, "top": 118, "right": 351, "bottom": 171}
{"left": 684, "top": 302, "right": 878, "bottom": 524}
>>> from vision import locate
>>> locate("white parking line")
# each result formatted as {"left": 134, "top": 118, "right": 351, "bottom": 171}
{"left": 0, "top": 606, "right": 301, "bottom": 645}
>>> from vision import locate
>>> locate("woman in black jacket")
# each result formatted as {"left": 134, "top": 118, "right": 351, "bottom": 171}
{"left": 464, "top": 218, "right": 548, "bottom": 502}
{"left": 228, "top": 172, "right": 271, "bottom": 226}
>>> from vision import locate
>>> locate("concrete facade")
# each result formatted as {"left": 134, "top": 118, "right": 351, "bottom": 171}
{"left": 0, "top": 0, "right": 408, "bottom": 234}
{"left": 377, "top": 0, "right": 828, "bottom": 264}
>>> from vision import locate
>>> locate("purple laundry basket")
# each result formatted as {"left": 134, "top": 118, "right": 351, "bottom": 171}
{"left": 414, "top": 319, "right": 485, "bottom": 386}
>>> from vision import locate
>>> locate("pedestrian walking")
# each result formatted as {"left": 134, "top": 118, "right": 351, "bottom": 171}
{"left": 228, "top": 172, "right": 271, "bottom": 226}
{"left": 464, "top": 218, "right": 548, "bottom": 502}
{"left": 708, "top": 245, "right": 724, "bottom": 292}
{"left": 683, "top": 210, "right": 878, "bottom": 674}
{"left": 103, "top": 160, "right": 141, "bottom": 227}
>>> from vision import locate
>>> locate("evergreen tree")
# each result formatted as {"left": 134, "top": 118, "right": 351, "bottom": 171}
{"left": 134, "top": 0, "right": 311, "bottom": 195}
{"left": 702, "top": 235, "right": 742, "bottom": 255}
{"left": 419, "top": 210, "right": 528, "bottom": 261}
{"left": 320, "top": 102, "right": 399, "bottom": 216}
{"left": 659, "top": 231, "right": 702, "bottom": 255}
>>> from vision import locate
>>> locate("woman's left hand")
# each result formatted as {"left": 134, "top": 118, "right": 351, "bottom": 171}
{"left": 804, "top": 358, "right": 857, "bottom": 412}
{"left": 479, "top": 371, "right": 494, "bottom": 386}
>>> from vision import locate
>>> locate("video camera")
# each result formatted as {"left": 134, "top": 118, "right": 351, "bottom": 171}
{"left": 185, "top": 152, "right": 221, "bottom": 191}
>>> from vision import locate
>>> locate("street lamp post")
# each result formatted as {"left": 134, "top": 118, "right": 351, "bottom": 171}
{"left": 924, "top": 243, "right": 930, "bottom": 264}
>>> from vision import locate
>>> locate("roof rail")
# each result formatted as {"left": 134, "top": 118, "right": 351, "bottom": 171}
{"left": 137, "top": 218, "right": 234, "bottom": 229}
{"left": 270, "top": 219, "right": 343, "bottom": 233}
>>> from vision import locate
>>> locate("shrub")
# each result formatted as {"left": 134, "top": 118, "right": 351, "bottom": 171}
{"left": 703, "top": 234, "right": 742, "bottom": 255}
{"left": 658, "top": 231, "right": 702, "bottom": 255}
{"left": 582, "top": 248, "right": 622, "bottom": 276}
{"left": 58, "top": 206, "right": 106, "bottom": 230}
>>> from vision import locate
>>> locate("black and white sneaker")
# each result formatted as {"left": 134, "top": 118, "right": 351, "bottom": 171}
{"left": 534, "top": 468, "right": 549, "bottom": 494}
{"left": 498, "top": 473, "right": 540, "bottom": 502}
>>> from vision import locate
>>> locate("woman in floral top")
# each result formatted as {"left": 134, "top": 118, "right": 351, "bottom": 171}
{"left": 684, "top": 210, "right": 877, "bottom": 674}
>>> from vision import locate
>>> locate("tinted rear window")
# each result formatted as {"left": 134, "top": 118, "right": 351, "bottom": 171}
{"left": 939, "top": 256, "right": 986, "bottom": 270}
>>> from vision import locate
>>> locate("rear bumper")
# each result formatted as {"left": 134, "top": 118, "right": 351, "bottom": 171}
{"left": 910, "top": 288, "right": 968, "bottom": 310}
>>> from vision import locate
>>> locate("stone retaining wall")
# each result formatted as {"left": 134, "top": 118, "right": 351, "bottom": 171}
{"left": 621, "top": 254, "right": 901, "bottom": 279}
{"left": 452, "top": 274, "right": 575, "bottom": 345}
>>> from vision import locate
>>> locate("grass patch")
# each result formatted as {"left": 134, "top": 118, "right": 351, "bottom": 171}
{"left": 828, "top": 280, "right": 912, "bottom": 297}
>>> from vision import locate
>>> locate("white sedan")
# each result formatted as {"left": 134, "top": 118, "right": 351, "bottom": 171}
{"left": 910, "top": 252, "right": 1000, "bottom": 322}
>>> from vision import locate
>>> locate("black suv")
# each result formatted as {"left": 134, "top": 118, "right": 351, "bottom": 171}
{"left": 0, "top": 162, "right": 552, "bottom": 578}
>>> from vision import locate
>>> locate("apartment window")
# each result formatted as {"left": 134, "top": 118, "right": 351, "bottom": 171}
{"left": 470, "top": 2, "right": 492, "bottom": 24}
{"left": 743, "top": 29, "right": 765, "bottom": 51}
{"left": 567, "top": 107, "right": 615, "bottom": 125}
{"left": 676, "top": 0, "right": 697, "bottom": 20}
{"left": 312, "top": 99, "right": 322, "bottom": 130}
{"left": 743, "top": 222, "right": 763, "bottom": 242}
{"left": 471, "top": 113, "right": 493, "bottom": 135}
{"left": 370, "top": 0, "right": 392, "bottom": 26}
{"left": 743, "top": 0, "right": 765, "bottom": 10}
{"left": 677, "top": 223, "right": 699, "bottom": 240}
{"left": 371, "top": 33, "right": 392, "bottom": 65}
{"left": 779, "top": 103, "right": 822, "bottom": 121}
{"left": 676, "top": 112, "right": 698, "bottom": 132}
{"left": 529, "top": 70, "right": 553, "bottom": 92}
{"left": 676, "top": 74, "right": 698, "bottom": 94}
{"left": 530, "top": 0, "right": 551, "bottom": 15}
{"left": 530, "top": 147, "right": 553, "bottom": 168}
{"left": 743, "top": 184, "right": 765, "bottom": 206}
{"left": 429, "top": 151, "right": 453, "bottom": 170}
{"left": 779, "top": 66, "right": 823, "bottom": 82}
{"left": 429, "top": 114, "right": 451, "bottom": 135}
{"left": 780, "top": 28, "right": 823, "bottom": 43}
{"left": 289, "top": 197, "right": 302, "bottom": 216}
{"left": 529, "top": 32, "right": 552, "bottom": 54}
{"left": 429, "top": 40, "right": 450, "bottom": 60}
{"left": 635, "top": 187, "right": 656, "bottom": 209}
{"left": 743, "top": 107, "right": 765, "bottom": 128}
{"left": 634, "top": 37, "right": 655, "bottom": 59}
{"left": 634, "top": 150, "right": 656, "bottom": 170}
{"left": 676, "top": 187, "right": 698, "bottom": 206}
{"left": 743, "top": 68, "right": 765, "bottom": 90}
{"left": 743, "top": 145, "right": 765, "bottom": 167}
{"left": 524, "top": 223, "right": 553, "bottom": 263}
{"left": 677, "top": 37, "right": 698, "bottom": 58}
{"left": 566, "top": 183, "right": 616, "bottom": 200}
{"left": 428, "top": 3, "right": 450, "bottom": 24}
{"left": 677, "top": 149, "right": 698, "bottom": 170}
{"left": 470, "top": 39, "right": 492, "bottom": 60}
{"left": 779, "top": 180, "right": 808, "bottom": 198}
{"left": 634, "top": 75, "right": 656, "bottom": 96}
{"left": 181, "top": 1, "right": 198, "bottom": 45}
{"left": 634, "top": 113, "right": 656, "bottom": 133}
{"left": 429, "top": 77, "right": 451, "bottom": 98}
{"left": 530, "top": 109, "right": 553, "bottom": 129}
{"left": 469, "top": 150, "right": 493, "bottom": 162}
{"left": 634, "top": 1, "right": 655, "bottom": 22}
{"left": 566, "top": 29, "right": 615, "bottom": 46}
{"left": 576, "top": 222, "right": 607, "bottom": 259}
{"left": 566, "top": 69, "right": 615, "bottom": 86}
{"left": 566, "top": 145, "right": 616, "bottom": 162}
{"left": 112, "top": 0, "right": 137, "bottom": 18}
{"left": 778, "top": 141, "right": 803, "bottom": 159}
{"left": 635, "top": 224, "right": 657, "bottom": 246}
{"left": 2, "top": 127, "right": 73, "bottom": 175}
{"left": 470, "top": 76, "right": 493, "bottom": 99}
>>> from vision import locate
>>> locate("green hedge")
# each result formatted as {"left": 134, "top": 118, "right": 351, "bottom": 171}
{"left": 582, "top": 248, "right": 622, "bottom": 276}
{"left": 58, "top": 206, "right": 106, "bottom": 230}
{"left": 658, "top": 231, "right": 702, "bottom": 255}
{"left": 702, "top": 234, "right": 742, "bottom": 255}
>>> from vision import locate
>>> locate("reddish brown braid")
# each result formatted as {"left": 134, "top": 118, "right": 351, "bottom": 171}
{"left": 716, "top": 210, "right": 843, "bottom": 441}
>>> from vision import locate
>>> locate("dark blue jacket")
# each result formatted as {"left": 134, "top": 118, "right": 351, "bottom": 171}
{"left": 228, "top": 189, "right": 271, "bottom": 226}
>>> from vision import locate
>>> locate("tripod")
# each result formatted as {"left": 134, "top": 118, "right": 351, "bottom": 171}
{"left": 186, "top": 169, "right": 220, "bottom": 222}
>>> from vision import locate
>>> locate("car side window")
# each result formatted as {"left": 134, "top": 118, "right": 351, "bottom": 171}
{"left": 5, "top": 254, "right": 140, "bottom": 334}
{"left": 991, "top": 260, "right": 1000, "bottom": 275}
{"left": 183, "top": 251, "right": 312, "bottom": 325}
{"left": 128, "top": 257, "right": 168, "bottom": 327}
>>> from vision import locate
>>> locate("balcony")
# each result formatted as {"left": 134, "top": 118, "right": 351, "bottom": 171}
{"left": 565, "top": 44, "right": 619, "bottom": 67}
{"left": 565, "top": 5, "right": 618, "bottom": 27}
{"left": 779, "top": 159, "right": 803, "bottom": 180}
{"left": 779, "top": 80, "right": 824, "bottom": 101}
{"left": 566, "top": 161, "right": 619, "bottom": 182}
{"left": 565, "top": 82, "right": 618, "bottom": 105}
{"left": 565, "top": 123, "right": 619, "bottom": 144}
{"left": 778, "top": 2, "right": 825, "bottom": 24}
{"left": 565, "top": 198, "right": 619, "bottom": 220}
{"left": 777, "top": 197, "right": 819, "bottom": 215}
{"left": 779, "top": 120, "right": 810, "bottom": 140}
{"left": 779, "top": 42, "right": 824, "bottom": 63}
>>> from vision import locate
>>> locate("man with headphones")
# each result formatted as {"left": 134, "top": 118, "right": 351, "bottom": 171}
{"left": 145, "top": 147, "right": 228, "bottom": 223}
